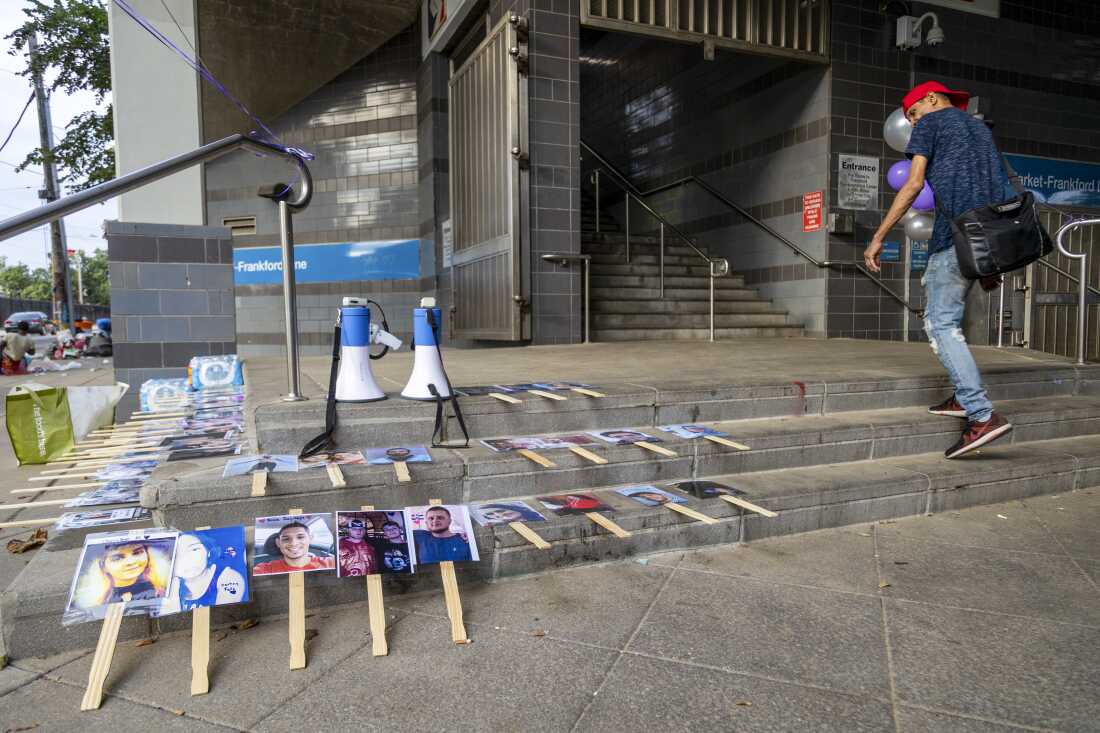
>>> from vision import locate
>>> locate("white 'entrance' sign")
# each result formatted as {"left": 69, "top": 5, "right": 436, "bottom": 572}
{"left": 838, "top": 155, "right": 880, "bottom": 211}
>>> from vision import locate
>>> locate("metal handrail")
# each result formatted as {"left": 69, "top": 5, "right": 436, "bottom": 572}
{"left": 0, "top": 134, "right": 312, "bottom": 242}
{"left": 640, "top": 174, "right": 924, "bottom": 316}
{"left": 0, "top": 133, "right": 315, "bottom": 395}
{"left": 1034, "top": 257, "right": 1100, "bottom": 298}
{"left": 1053, "top": 218, "right": 1097, "bottom": 365}
{"left": 580, "top": 140, "right": 730, "bottom": 341}
{"left": 541, "top": 253, "right": 591, "bottom": 343}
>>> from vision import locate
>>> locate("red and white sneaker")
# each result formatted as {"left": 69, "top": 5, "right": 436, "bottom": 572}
{"left": 928, "top": 394, "right": 967, "bottom": 418}
{"left": 945, "top": 412, "right": 1013, "bottom": 459}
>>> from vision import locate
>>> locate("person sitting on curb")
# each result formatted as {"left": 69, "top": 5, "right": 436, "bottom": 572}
{"left": 1, "top": 321, "right": 36, "bottom": 375}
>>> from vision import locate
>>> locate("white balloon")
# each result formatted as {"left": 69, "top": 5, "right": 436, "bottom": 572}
{"left": 904, "top": 211, "right": 935, "bottom": 241}
{"left": 883, "top": 107, "right": 912, "bottom": 154}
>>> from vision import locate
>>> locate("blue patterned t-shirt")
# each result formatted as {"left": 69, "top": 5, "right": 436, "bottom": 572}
{"left": 905, "top": 107, "right": 1015, "bottom": 255}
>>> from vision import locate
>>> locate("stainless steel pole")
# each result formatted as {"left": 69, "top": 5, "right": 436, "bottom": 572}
{"left": 594, "top": 170, "right": 600, "bottom": 233}
{"left": 625, "top": 195, "right": 631, "bottom": 263}
{"left": 659, "top": 222, "right": 665, "bottom": 299}
{"left": 709, "top": 263, "right": 715, "bottom": 342}
{"left": 279, "top": 200, "right": 306, "bottom": 401}
{"left": 1077, "top": 255, "right": 1088, "bottom": 365}
{"left": 584, "top": 258, "right": 591, "bottom": 344}
{"left": 997, "top": 277, "right": 1005, "bottom": 348}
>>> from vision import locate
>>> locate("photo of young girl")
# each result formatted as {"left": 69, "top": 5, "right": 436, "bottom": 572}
{"left": 154, "top": 527, "right": 249, "bottom": 616}
{"left": 63, "top": 529, "right": 179, "bottom": 625}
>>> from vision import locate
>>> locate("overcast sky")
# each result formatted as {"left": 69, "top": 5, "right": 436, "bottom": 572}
{"left": 0, "top": 2, "right": 116, "bottom": 269}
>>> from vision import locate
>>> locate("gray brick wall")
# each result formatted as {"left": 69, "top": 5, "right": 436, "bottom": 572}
{"left": 106, "top": 221, "right": 236, "bottom": 415}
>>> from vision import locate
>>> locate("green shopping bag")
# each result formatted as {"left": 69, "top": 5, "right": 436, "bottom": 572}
{"left": 5, "top": 382, "right": 127, "bottom": 465}
{"left": 6, "top": 385, "right": 74, "bottom": 464}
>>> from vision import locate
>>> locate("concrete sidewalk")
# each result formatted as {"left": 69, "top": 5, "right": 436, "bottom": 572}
{"left": 1, "top": 490, "right": 1097, "bottom": 732}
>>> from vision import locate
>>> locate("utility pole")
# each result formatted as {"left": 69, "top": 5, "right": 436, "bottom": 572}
{"left": 28, "top": 33, "right": 75, "bottom": 330}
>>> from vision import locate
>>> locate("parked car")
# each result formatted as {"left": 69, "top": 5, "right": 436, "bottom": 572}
{"left": 3, "top": 311, "right": 54, "bottom": 335}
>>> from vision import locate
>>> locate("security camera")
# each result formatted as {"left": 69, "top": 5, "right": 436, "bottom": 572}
{"left": 925, "top": 23, "right": 945, "bottom": 46}
{"left": 896, "top": 12, "right": 944, "bottom": 50}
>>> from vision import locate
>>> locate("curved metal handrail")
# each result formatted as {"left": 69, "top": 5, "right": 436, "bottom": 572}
{"left": 0, "top": 134, "right": 312, "bottom": 242}
{"left": 1053, "top": 217, "right": 1098, "bottom": 365}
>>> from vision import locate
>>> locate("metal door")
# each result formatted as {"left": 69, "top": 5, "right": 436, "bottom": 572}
{"left": 1025, "top": 209, "right": 1100, "bottom": 361}
{"left": 448, "top": 16, "right": 530, "bottom": 340}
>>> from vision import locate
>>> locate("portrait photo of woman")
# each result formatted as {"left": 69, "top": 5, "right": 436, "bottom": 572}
{"left": 155, "top": 527, "right": 249, "bottom": 616}
{"left": 64, "top": 529, "right": 179, "bottom": 625}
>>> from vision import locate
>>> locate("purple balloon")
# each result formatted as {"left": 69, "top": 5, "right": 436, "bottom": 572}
{"left": 912, "top": 182, "right": 935, "bottom": 211}
{"left": 886, "top": 160, "right": 911, "bottom": 191}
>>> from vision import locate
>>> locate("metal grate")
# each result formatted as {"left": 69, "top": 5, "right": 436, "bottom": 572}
{"left": 582, "top": 0, "right": 828, "bottom": 63}
{"left": 222, "top": 215, "right": 257, "bottom": 237}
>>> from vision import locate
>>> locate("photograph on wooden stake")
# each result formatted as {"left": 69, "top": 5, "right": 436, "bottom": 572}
{"left": 335, "top": 511, "right": 413, "bottom": 576}
{"left": 155, "top": 527, "right": 249, "bottom": 615}
{"left": 470, "top": 500, "right": 547, "bottom": 526}
{"left": 480, "top": 436, "right": 547, "bottom": 452}
{"left": 455, "top": 384, "right": 520, "bottom": 396}
{"left": 657, "top": 424, "right": 731, "bottom": 439}
{"left": 299, "top": 451, "right": 367, "bottom": 469}
{"left": 664, "top": 479, "right": 748, "bottom": 499}
{"left": 537, "top": 493, "right": 615, "bottom": 516}
{"left": 532, "top": 381, "right": 595, "bottom": 391}
{"left": 93, "top": 460, "right": 160, "bottom": 482}
{"left": 65, "top": 481, "right": 144, "bottom": 508}
{"left": 404, "top": 504, "right": 479, "bottom": 567}
{"left": 587, "top": 429, "right": 664, "bottom": 446}
{"left": 365, "top": 445, "right": 432, "bottom": 464}
{"left": 54, "top": 507, "right": 151, "bottom": 531}
{"left": 252, "top": 513, "right": 336, "bottom": 576}
{"left": 63, "top": 529, "right": 179, "bottom": 624}
{"left": 223, "top": 454, "right": 300, "bottom": 477}
{"left": 616, "top": 485, "right": 688, "bottom": 507}
{"left": 536, "top": 434, "right": 601, "bottom": 449}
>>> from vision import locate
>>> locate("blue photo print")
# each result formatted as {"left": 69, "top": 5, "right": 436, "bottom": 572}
{"left": 155, "top": 526, "right": 250, "bottom": 615}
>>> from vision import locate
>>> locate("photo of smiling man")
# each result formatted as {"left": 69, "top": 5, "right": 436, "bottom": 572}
{"left": 252, "top": 514, "right": 336, "bottom": 576}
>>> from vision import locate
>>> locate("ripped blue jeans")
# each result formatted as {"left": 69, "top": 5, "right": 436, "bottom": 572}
{"left": 921, "top": 247, "right": 994, "bottom": 422}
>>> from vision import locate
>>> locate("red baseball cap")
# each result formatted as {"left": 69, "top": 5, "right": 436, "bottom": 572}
{"left": 902, "top": 81, "right": 970, "bottom": 113}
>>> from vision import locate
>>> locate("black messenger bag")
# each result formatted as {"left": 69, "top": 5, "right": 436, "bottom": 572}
{"left": 944, "top": 155, "right": 1053, "bottom": 280}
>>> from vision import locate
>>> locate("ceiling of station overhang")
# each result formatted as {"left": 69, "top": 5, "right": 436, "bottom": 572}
{"left": 197, "top": 0, "right": 420, "bottom": 142}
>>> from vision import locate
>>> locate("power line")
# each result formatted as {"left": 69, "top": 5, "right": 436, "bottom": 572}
{"left": 0, "top": 93, "right": 36, "bottom": 155}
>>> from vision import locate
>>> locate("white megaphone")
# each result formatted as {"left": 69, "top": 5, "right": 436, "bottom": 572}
{"left": 401, "top": 298, "right": 451, "bottom": 400}
{"left": 334, "top": 298, "right": 402, "bottom": 403}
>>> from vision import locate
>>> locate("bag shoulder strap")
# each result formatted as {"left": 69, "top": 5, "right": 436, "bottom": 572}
{"left": 999, "top": 151, "right": 1027, "bottom": 196}
{"left": 299, "top": 320, "right": 341, "bottom": 459}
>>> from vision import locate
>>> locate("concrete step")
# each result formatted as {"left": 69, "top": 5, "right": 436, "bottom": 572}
{"left": 592, "top": 313, "right": 792, "bottom": 330}
{"left": 9, "top": 428, "right": 1100, "bottom": 658}
{"left": 589, "top": 263, "right": 730, "bottom": 279}
{"left": 583, "top": 238, "right": 705, "bottom": 258}
{"left": 590, "top": 287, "right": 762, "bottom": 301}
{"left": 252, "top": 365, "right": 1089, "bottom": 456}
{"left": 590, "top": 274, "right": 749, "bottom": 290}
{"left": 588, "top": 253, "right": 703, "bottom": 267}
{"left": 592, "top": 325, "right": 806, "bottom": 341}
{"left": 591, "top": 299, "right": 780, "bottom": 315}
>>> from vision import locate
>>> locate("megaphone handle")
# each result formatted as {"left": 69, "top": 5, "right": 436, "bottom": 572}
{"left": 367, "top": 299, "right": 390, "bottom": 360}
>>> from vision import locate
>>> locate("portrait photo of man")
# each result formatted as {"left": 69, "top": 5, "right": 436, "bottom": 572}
{"left": 404, "top": 505, "right": 480, "bottom": 567}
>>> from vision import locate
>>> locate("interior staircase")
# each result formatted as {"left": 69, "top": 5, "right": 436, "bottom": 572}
{"left": 581, "top": 192, "right": 804, "bottom": 341}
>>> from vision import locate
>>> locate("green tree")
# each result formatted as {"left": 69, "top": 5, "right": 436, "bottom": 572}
{"left": 78, "top": 247, "right": 109, "bottom": 305}
{"left": 5, "top": 0, "right": 112, "bottom": 192}
{"left": 0, "top": 257, "right": 52, "bottom": 300}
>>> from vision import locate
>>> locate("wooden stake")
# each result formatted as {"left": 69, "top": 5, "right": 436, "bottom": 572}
{"left": 570, "top": 387, "right": 605, "bottom": 398}
{"left": 250, "top": 472, "right": 268, "bottom": 497}
{"left": 1, "top": 497, "right": 86, "bottom": 510}
{"left": 488, "top": 392, "right": 522, "bottom": 404}
{"left": 666, "top": 503, "right": 720, "bottom": 524}
{"left": 568, "top": 446, "right": 607, "bottom": 465}
{"left": 508, "top": 521, "right": 551, "bottom": 549}
{"left": 43, "top": 455, "right": 159, "bottom": 469}
{"left": 393, "top": 461, "right": 411, "bottom": 483}
{"left": 517, "top": 449, "right": 556, "bottom": 468}
{"left": 703, "top": 434, "right": 751, "bottom": 451}
{"left": 326, "top": 464, "right": 347, "bottom": 488}
{"left": 527, "top": 389, "right": 567, "bottom": 401}
{"left": 429, "top": 499, "right": 468, "bottom": 644}
{"left": 130, "top": 410, "right": 187, "bottom": 419}
{"left": 584, "top": 512, "right": 632, "bottom": 538}
{"left": 16, "top": 481, "right": 104, "bottom": 493}
{"left": 0, "top": 517, "right": 58, "bottom": 529}
{"left": 190, "top": 525, "right": 212, "bottom": 696}
{"left": 30, "top": 472, "right": 97, "bottom": 481}
{"left": 80, "top": 592, "right": 130, "bottom": 710}
{"left": 361, "top": 505, "right": 388, "bottom": 657}
{"left": 720, "top": 495, "right": 778, "bottom": 518}
{"left": 636, "top": 441, "right": 678, "bottom": 458}
{"left": 287, "top": 506, "right": 307, "bottom": 670}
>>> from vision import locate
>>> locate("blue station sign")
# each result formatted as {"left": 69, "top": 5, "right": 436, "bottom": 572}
{"left": 233, "top": 240, "right": 420, "bottom": 286}
{"left": 1003, "top": 154, "right": 1100, "bottom": 209}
